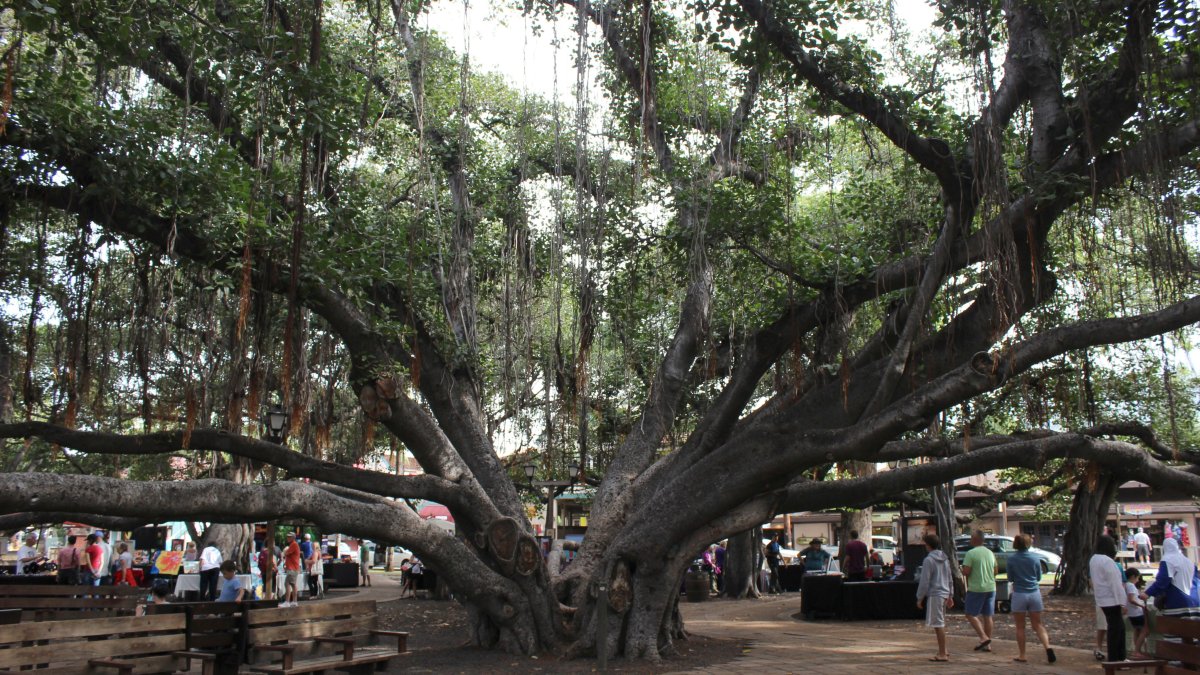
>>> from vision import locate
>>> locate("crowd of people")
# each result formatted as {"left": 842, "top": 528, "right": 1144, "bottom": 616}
{"left": 914, "top": 528, "right": 1200, "bottom": 664}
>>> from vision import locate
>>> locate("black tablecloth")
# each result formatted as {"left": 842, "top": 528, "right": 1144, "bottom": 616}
{"left": 801, "top": 576, "right": 923, "bottom": 620}
{"left": 779, "top": 566, "right": 807, "bottom": 592}
{"left": 322, "top": 562, "right": 359, "bottom": 588}
{"left": 800, "top": 574, "right": 843, "bottom": 618}
{"left": 839, "top": 581, "right": 923, "bottom": 620}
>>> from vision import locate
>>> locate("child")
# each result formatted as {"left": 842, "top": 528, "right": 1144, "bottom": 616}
{"left": 1126, "top": 568, "right": 1151, "bottom": 657}
{"left": 916, "top": 533, "right": 954, "bottom": 662}
{"left": 216, "top": 560, "right": 245, "bottom": 603}
{"left": 136, "top": 584, "right": 171, "bottom": 616}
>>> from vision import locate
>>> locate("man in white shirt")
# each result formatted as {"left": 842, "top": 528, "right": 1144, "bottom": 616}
{"left": 98, "top": 531, "right": 114, "bottom": 584}
{"left": 1134, "top": 528, "right": 1153, "bottom": 563}
{"left": 199, "top": 543, "right": 224, "bottom": 601}
{"left": 16, "top": 534, "right": 44, "bottom": 574}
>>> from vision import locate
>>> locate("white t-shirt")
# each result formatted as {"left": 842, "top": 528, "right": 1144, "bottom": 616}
{"left": 16, "top": 545, "right": 39, "bottom": 574}
{"left": 199, "top": 546, "right": 223, "bottom": 572}
{"left": 1134, "top": 532, "right": 1152, "bottom": 547}
{"left": 1126, "top": 582, "right": 1145, "bottom": 617}
{"left": 119, "top": 551, "right": 133, "bottom": 571}
{"left": 99, "top": 541, "right": 113, "bottom": 575}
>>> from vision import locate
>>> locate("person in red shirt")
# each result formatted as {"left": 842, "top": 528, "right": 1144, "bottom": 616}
{"left": 841, "top": 530, "right": 870, "bottom": 582}
{"left": 84, "top": 533, "right": 104, "bottom": 586}
{"left": 282, "top": 532, "right": 302, "bottom": 607}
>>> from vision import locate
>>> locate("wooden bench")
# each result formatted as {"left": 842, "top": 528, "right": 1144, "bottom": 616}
{"left": 145, "top": 600, "right": 279, "bottom": 675}
{"left": 0, "top": 612, "right": 189, "bottom": 674}
{"left": 0, "top": 583, "right": 146, "bottom": 620}
{"left": 1103, "top": 615, "right": 1200, "bottom": 675}
{"left": 245, "top": 599, "right": 408, "bottom": 674}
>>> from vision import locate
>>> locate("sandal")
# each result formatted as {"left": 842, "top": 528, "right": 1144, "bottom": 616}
{"left": 1013, "top": 657, "right": 1027, "bottom": 662}
{"left": 929, "top": 656, "right": 950, "bottom": 662}
{"left": 1094, "top": 649, "right": 1105, "bottom": 661}
{"left": 974, "top": 639, "right": 992, "bottom": 652}
{"left": 1047, "top": 648, "right": 1056, "bottom": 663}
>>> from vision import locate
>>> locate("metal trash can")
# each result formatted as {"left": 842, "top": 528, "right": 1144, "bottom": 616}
{"left": 995, "top": 579, "right": 1011, "bottom": 613}
{"left": 684, "top": 571, "right": 710, "bottom": 602}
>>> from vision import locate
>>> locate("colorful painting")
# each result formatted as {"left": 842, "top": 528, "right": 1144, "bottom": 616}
{"left": 153, "top": 550, "right": 184, "bottom": 575}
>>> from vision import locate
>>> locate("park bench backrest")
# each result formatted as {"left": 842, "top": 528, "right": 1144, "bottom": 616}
{"left": 146, "top": 600, "right": 280, "bottom": 653}
{"left": 0, "top": 612, "right": 187, "bottom": 673}
{"left": 0, "top": 583, "right": 146, "bottom": 619}
{"left": 1154, "top": 616, "right": 1200, "bottom": 671}
{"left": 0, "top": 584, "right": 146, "bottom": 597}
{"left": 0, "top": 607, "right": 20, "bottom": 624}
{"left": 245, "top": 599, "right": 378, "bottom": 645}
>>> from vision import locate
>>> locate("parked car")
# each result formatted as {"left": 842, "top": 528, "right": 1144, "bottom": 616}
{"left": 954, "top": 535, "right": 1061, "bottom": 574}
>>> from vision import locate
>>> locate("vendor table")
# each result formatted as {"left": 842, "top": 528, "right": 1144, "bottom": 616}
{"left": 800, "top": 575, "right": 923, "bottom": 620}
{"left": 839, "top": 581, "right": 922, "bottom": 620}
{"left": 800, "top": 573, "right": 843, "bottom": 619}
{"left": 174, "top": 573, "right": 255, "bottom": 597}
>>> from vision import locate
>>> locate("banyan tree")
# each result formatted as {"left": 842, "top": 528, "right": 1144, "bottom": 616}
{"left": 2, "top": 0, "right": 1200, "bottom": 660}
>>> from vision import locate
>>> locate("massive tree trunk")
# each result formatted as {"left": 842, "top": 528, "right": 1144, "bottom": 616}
{"left": 721, "top": 528, "right": 762, "bottom": 599}
{"left": 1056, "top": 467, "right": 1121, "bottom": 596}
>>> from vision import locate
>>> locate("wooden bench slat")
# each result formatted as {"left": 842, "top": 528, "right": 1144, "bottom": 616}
{"left": 249, "top": 650, "right": 398, "bottom": 674}
{"left": 0, "top": 633, "right": 187, "bottom": 669}
{"left": 249, "top": 615, "right": 376, "bottom": 644}
{"left": 1156, "top": 639, "right": 1200, "bottom": 664}
{"left": 246, "top": 599, "right": 375, "bottom": 625}
{"left": 1158, "top": 616, "right": 1200, "bottom": 640}
{"left": 1, "top": 612, "right": 186, "bottom": 642}
{"left": 0, "top": 584, "right": 147, "bottom": 597}
{"left": 0, "top": 596, "right": 143, "bottom": 609}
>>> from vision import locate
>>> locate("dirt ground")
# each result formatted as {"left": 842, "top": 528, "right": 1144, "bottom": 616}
{"left": 375, "top": 596, "right": 745, "bottom": 673}
{"left": 371, "top": 590, "right": 1110, "bottom": 672}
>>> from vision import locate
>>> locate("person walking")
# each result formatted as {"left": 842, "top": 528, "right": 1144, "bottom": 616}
{"left": 841, "top": 530, "right": 869, "bottom": 582}
{"left": 359, "top": 540, "right": 372, "bottom": 587}
{"left": 1007, "top": 534, "right": 1055, "bottom": 664}
{"left": 307, "top": 537, "right": 324, "bottom": 599}
{"left": 1145, "top": 537, "right": 1200, "bottom": 619}
{"left": 258, "top": 540, "right": 278, "bottom": 599}
{"left": 115, "top": 543, "right": 135, "bottom": 586}
{"left": 764, "top": 534, "right": 782, "bottom": 594}
{"left": 282, "top": 532, "right": 302, "bottom": 607}
{"left": 916, "top": 533, "right": 954, "bottom": 663}
{"left": 198, "top": 542, "right": 223, "bottom": 602}
{"left": 1133, "top": 528, "right": 1152, "bottom": 563}
{"left": 961, "top": 529, "right": 997, "bottom": 652}
{"left": 1090, "top": 534, "right": 1128, "bottom": 662}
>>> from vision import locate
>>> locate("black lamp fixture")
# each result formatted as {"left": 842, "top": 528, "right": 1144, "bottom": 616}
{"left": 263, "top": 403, "right": 290, "bottom": 443}
{"left": 887, "top": 458, "right": 913, "bottom": 470}
{"left": 523, "top": 462, "right": 537, "bottom": 483}
{"left": 567, "top": 459, "right": 580, "bottom": 482}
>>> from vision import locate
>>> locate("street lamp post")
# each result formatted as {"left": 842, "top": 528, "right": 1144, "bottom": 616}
{"left": 262, "top": 403, "right": 290, "bottom": 443}
{"left": 522, "top": 460, "right": 582, "bottom": 541}
{"left": 888, "top": 458, "right": 913, "bottom": 574}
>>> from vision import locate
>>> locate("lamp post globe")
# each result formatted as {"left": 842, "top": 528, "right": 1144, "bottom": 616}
{"left": 263, "top": 404, "right": 289, "bottom": 443}
{"left": 523, "top": 462, "right": 537, "bottom": 483}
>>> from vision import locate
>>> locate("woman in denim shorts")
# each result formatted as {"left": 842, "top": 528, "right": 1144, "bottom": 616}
{"left": 1008, "top": 534, "right": 1055, "bottom": 663}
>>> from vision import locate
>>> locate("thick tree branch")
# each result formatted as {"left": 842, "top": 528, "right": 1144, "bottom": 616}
{"left": 738, "top": 0, "right": 958, "bottom": 190}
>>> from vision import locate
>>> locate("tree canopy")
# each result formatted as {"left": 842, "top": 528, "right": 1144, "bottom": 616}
{"left": 2, "top": 0, "right": 1200, "bottom": 660}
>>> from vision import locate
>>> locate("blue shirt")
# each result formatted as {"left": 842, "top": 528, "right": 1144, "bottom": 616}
{"left": 300, "top": 541, "right": 313, "bottom": 560}
{"left": 1006, "top": 550, "right": 1042, "bottom": 593}
{"left": 217, "top": 576, "right": 243, "bottom": 602}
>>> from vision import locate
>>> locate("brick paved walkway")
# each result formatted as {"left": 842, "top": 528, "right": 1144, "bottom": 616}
{"left": 675, "top": 595, "right": 1114, "bottom": 674}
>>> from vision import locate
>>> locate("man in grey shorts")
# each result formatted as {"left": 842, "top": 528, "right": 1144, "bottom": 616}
{"left": 916, "top": 533, "right": 954, "bottom": 662}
